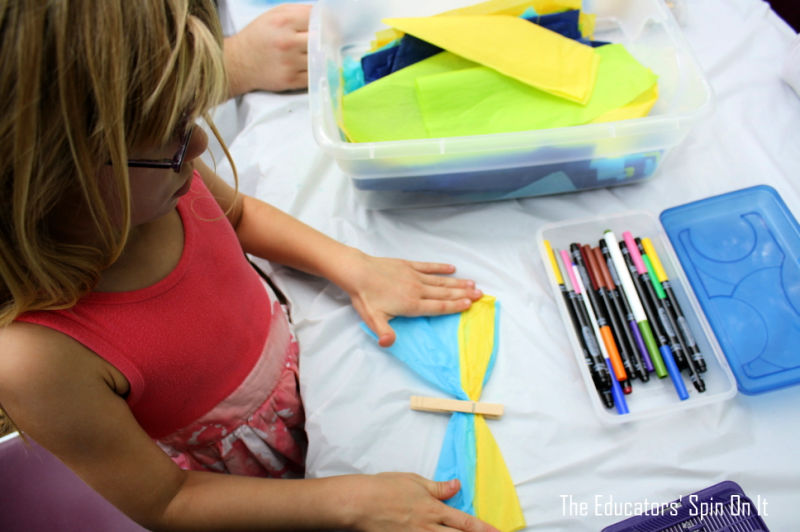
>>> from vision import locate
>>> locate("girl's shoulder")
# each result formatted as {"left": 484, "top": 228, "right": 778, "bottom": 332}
{"left": 0, "top": 321, "right": 185, "bottom": 523}
{"left": 0, "top": 321, "right": 129, "bottom": 406}
{"left": 0, "top": 321, "right": 72, "bottom": 381}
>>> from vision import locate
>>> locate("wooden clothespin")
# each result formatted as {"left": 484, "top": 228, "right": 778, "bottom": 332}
{"left": 410, "top": 396, "right": 504, "bottom": 419}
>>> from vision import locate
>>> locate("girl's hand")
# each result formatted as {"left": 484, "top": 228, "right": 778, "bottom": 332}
{"left": 347, "top": 473, "right": 500, "bottom": 532}
{"left": 342, "top": 253, "right": 482, "bottom": 347}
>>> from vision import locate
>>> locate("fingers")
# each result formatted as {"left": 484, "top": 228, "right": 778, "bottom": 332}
{"left": 419, "top": 272, "right": 477, "bottom": 290}
{"left": 375, "top": 474, "right": 498, "bottom": 532}
{"left": 405, "top": 281, "right": 481, "bottom": 316}
{"left": 350, "top": 256, "right": 485, "bottom": 337}
{"left": 408, "top": 261, "right": 481, "bottom": 296}
{"left": 441, "top": 510, "right": 502, "bottom": 532}
{"left": 428, "top": 479, "right": 501, "bottom": 532}
{"left": 377, "top": 327, "right": 396, "bottom": 348}
{"left": 397, "top": 280, "right": 482, "bottom": 318}
{"left": 358, "top": 305, "right": 396, "bottom": 347}
{"left": 412, "top": 298, "right": 474, "bottom": 317}
{"left": 266, "top": 3, "right": 312, "bottom": 32}
{"left": 420, "top": 283, "right": 482, "bottom": 302}
{"left": 408, "top": 260, "right": 457, "bottom": 275}
{"left": 285, "top": 30, "right": 310, "bottom": 54}
{"left": 280, "top": 68, "right": 309, "bottom": 92}
{"left": 408, "top": 261, "right": 482, "bottom": 301}
{"left": 369, "top": 316, "right": 396, "bottom": 347}
{"left": 367, "top": 295, "right": 468, "bottom": 342}
{"left": 428, "top": 478, "right": 461, "bottom": 500}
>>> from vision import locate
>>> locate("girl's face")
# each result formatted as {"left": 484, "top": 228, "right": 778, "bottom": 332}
{"left": 129, "top": 125, "right": 209, "bottom": 225}
{"left": 103, "top": 124, "right": 210, "bottom": 227}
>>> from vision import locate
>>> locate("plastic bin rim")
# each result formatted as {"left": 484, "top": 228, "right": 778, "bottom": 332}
{"left": 311, "top": 111, "right": 711, "bottom": 159}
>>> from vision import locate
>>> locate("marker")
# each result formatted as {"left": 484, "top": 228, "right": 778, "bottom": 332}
{"left": 544, "top": 246, "right": 614, "bottom": 408}
{"left": 603, "top": 230, "right": 664, "bottom": 377}
{"left": 592, "top": 245, "right": 649, "bottom": 382}
{"left": 571, "top": 262, "right": 629, "bottom": 415}
{"left": 599, "top": 238, "right": 654, "bottom": 374}
{"left": 634, "top": 237, "right": 689, "bottom": 371}
{"left": 605, "top": 358, "right": 628, "bottom": 416}
{"left": 641, "top": 237, "right": 707, "bottom": 373}
{"left": 570, "top": 244, "right": 631, "bottom": 393}
{"left": 543, "top": 241, "right": 613, "bottom": 407}
{"left": 622, "top": 232, "right": 688, "bottom": 401}
{"left": 582, "top": 244, "right": 637, "bottom": 384}
{"left": 637, "top": 240, "right": 705, "bottom": 393}
{"left": 600, "top": 239, "right": 654, "bottom": 373}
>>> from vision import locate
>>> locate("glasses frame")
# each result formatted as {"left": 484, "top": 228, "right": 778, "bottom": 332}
{"left": 125, "top": 125, "right": 195, "bottom": 173}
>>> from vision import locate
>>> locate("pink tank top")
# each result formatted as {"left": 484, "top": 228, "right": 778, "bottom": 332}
{"left": 17, "top": 173, "right": 272, "bottom": 439}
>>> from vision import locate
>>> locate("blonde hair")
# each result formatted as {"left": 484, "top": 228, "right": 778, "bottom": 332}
{"left": 0, "top": 408, "right": 14, "bottom": 438}
{"left": 0, "top": 0, "right": 234, "bottom": 326}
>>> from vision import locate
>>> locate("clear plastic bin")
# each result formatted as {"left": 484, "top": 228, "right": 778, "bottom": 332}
{"left": 308, "top": 0, "right": 714, "bottom": 208}
{"left": 536, "top": 211, "right": 737, "bottom": 424}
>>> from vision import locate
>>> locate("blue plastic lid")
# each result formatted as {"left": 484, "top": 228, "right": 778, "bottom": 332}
{"left": 660, "top": 185, "right": 800, "bottom": 395}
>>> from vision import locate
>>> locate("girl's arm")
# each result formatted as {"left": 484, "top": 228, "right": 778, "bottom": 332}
{"left": 196, "top": 161, "right": 482, "bottom": 346}
{"left": 0, "top": 324, "right": 497, "bottom": 531}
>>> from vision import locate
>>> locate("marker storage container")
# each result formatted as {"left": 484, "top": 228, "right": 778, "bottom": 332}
{"left": 536, "top": 185, "right": 800, "bottom": 423}
{"left": 538, "top": 210, "right": 737, "bottom": 423}
{"left": 308, "top": 0, "right": 713, "bottom": 208}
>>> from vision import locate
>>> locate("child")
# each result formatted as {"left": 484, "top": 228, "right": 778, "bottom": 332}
{"left": 0, "top": 1, "right": 497, "bottom": 530}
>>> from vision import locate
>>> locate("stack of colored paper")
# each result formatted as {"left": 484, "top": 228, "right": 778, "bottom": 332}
{"left": 340, "top": 0, "right": 658, "bottom": 143}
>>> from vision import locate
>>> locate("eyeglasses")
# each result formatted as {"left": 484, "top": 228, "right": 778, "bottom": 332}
{"left": 125, "top": 125, "right": 195, "bottom": 173}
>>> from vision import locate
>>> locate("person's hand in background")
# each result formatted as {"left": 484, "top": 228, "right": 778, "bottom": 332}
{"left": 224, "top": 4, "right": 312, "bottom": 96}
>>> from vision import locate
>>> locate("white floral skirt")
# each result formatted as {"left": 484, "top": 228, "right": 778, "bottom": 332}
{"left": 157, "top": 295, "right": 306, "bottom": 478}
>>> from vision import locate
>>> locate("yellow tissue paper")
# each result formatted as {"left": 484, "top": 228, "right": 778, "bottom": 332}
{"left": 370, "top": 28, "right": 404, "bottom": 51}
{"left": 590, "top": 83, "right": 659, "bottom": 124}
{"left": 457, "top": 295, "right": 497, "bottom": 401}
{"left": 474, "top": 416, "right": 526, "bottom": 531}
{"left": 341, "top": 52, "right": 476, "bottom": 142}
{"left": 579, "top": 12, "right": 596, "bottom": 38}
{"left": 382, "top": 15, "right": 599, "bottom": 104}
{"left": 414, "top": 44, "right": 657, "bottom": 137}
{"left": 368, "top": 0, "right": 583, "bottom": 50}
{"left": 440, "top": 0, "right": 580, "bottom": 17}
{"left": 457, "top": 296, "right": 526, "bottom": 532}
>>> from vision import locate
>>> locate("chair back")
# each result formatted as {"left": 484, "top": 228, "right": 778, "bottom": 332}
{"left": 0, "top": 433, "right": 147, "bottom": 531}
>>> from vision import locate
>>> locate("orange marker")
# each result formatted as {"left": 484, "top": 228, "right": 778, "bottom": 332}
{"left": 569, "top": 244, "right": 630, "bottom": 393}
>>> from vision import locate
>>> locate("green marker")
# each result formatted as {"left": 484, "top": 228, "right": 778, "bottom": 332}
{"left": 642, "top": 251, "right": 705, "bottom": 393}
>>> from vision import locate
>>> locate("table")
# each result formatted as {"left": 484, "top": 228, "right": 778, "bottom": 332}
{"left": 212, "top": 1, "right": 800, "bottom": 528}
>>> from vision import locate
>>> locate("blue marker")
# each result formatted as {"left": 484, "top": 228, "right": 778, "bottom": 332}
{"left": 622, "top": 232, "right": 688, "bottom": 401}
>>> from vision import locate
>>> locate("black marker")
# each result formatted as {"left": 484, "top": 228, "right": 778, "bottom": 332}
{"left": 620, "top": 237, "right": 689, "bottom": 400}
{"left": 637, "top": 239, "right": 705, "bottom": 393}
{"left": 594, "top": 243, "right": 649, "bottom": 382}
{"left": 543, "top": 241, "right": 614, "bottom": 408}
{"left": 640, "top": 237, "right": 707, "bottom": 373}
{"left": 582, "top": 244, "right": 638, "bottom": 385}
{"left": 635, "top": 238, "right": 689, "bottom": 370}
{"left": 571, "top": 243, "right": 631, "bottom": 394}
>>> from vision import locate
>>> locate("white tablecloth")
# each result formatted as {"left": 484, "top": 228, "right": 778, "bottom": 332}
{"left": 211, "top": 1, "right": 800, "bottom": 529}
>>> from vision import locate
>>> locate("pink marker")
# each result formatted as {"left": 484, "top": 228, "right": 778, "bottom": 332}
{"left": 622, "top": 231, "right": 647, "bottom": 274}
{"left": 560, "top": 250, "right": 581, "bottom": 293}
